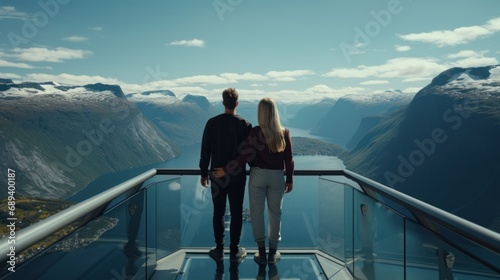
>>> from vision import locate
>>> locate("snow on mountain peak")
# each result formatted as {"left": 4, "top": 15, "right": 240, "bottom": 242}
{"left": 443, "top": 65, "right": 499, "bottom": 93}
{"left": 431, "top": 65, "right": 498, "bottom": 87}
{"left": 0, "top": 81, "right": 125, "bottom": 101}
{"left": 126, "top": 92, "right": 181, "bottom": 106}
{"left": 341, "top": 90, "right": 413, "bottom": 105}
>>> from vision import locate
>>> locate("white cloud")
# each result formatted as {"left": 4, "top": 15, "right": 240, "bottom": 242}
{"left": 399, "top": 17, "right": 500, "bottom": 47}
{"left": 11, "top": 47, "right": 92, "bottom": 62}
{"left": 0, "top": 6, "right": 29, "bottom": 20}
{"left": 266, "top": 70, "right": 315, "bottom": 81}
{"left": 169, "top": 39, "right": 205, "bottom": 48}
{"left": 25, "top": 73, "right": 123, "bottom": 86}
{"left": 402, "top": 87, "right": 423, "bottom": 94}
{"left": 235, "top": 84, "right": 366, "bottom": 103}
{"left": 238, "top": 85, "right": 366, "bottom": 102}
{"left": 0, "top": 59, "right": 34, "bottom": 69}
{"left": 447, "top": 50, "right": 481, "bottom": 59}
{"left": 0, "top": 72, "right": 21, "bottom": 80}
{"left": 323, "top": 57, "right": 446, "bottom": 79}
{"left": 63, "top": 36, "right": 88, "bottom": 42}
{"left": 395, "top": 45, "right": 411, "bottom": 52}
{"left": 402, "top": 77, "right": 433, "bottom": 83}
{"left": 305, "top": 85, "right": 365, "bottom": 96}
{"left": 304, "top": 84, "right": 337, "bottom": 94}
{"left": 220, "top": 72, "right": 269, "bottom": 82}
{"left": 484, "top": 17, "right": 500, "bottom": 31}
{"left": 446, "top": 50, "right": 498, "bottom": 68}
{"left": 147, "top": 70, "right": 313, "bottom": 89}
{"left": 360, "top": 80, "right": 390, "bottom": 85}
{"left": 452, "top": 57, "right": 498, "bottom": 69}
{"left": 173, "top": 75, "right": 228, "bottom": 85}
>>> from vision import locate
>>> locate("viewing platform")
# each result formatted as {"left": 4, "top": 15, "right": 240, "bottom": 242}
{"left": 1, "top": 169, "right": 499, "bottom": 279}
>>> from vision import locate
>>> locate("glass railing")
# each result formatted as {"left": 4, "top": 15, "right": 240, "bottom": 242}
{"left": 318, "top": 173, "right": 500, "bottom": 280}
{"left": 0, "top": 169, "right": 499, "bottom": 280}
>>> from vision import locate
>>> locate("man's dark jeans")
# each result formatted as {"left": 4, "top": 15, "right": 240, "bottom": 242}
{"left": 211, "top": 177, "right": 246, "bottom": 254}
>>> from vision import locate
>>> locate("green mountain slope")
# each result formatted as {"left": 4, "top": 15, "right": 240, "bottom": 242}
{"left": 0, "top": 82, "right": 179, "bottom": 199}
{"left": 342, "top": 66, "right": 500, "bottom": 231}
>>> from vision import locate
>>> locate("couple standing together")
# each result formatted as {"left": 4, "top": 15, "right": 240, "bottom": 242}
{"left": 199, "top": 88, "right": 294, "bottom": 266}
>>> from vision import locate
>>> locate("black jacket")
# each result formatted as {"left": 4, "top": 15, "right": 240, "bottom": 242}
{"left": 199, "top": 113, "right": 252, "bottom": 181}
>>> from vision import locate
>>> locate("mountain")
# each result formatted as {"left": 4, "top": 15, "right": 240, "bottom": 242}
{"left": 182, "top": 94, "right": 212, "bottom": 110}
{"left": 212, "top": 99, "right": 301, "bottom": 127}
{"left": 0, "top": 78, "right": 13, "bottom": 84}
{"left": 288, "top": 98, "right": 336, "bottom": 129}
{"left": 213, "top": 99, "right": 259, "bottom": 125}
{"left": 0, "top": 81, "right": 179, "bottom": 200}
{"left": 345, "top": 116, "right": 383, "bottom": 149}
{"left": 126, "top": 91, "right": 218, "bottom": 147}
{"left": 342, "top": 65, "right": 500, "bottom": 231}
{"left": 311, "top": 91, "right": 414, "bottom": 148}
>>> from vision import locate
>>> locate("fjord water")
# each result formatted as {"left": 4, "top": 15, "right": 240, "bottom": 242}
{"left": 69, "top": 126, "right": 345, "bottom": 202}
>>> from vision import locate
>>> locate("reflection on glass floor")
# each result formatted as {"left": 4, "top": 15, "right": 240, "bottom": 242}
{"left": 181, "top": 253, "right": 326, "bottom": 280}
{"left": 154, "top": 250, "right": 351, "bottom": 280}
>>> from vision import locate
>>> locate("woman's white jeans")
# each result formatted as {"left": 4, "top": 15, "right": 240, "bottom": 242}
{"left": 248, "top": 167, "right": 285, "bottom": 248}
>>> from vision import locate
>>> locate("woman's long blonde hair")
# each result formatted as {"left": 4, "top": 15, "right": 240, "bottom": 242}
{"left": 258, "top": 97, "right": 285, "bottom": 153}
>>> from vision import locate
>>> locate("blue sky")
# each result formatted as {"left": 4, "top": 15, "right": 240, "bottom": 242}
{"left": 0, "top": 0, "right": 499, "bottom": 102}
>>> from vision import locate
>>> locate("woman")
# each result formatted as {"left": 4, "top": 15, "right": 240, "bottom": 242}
{"left": 213, "top": 97, "right": 294, "bottom": 265}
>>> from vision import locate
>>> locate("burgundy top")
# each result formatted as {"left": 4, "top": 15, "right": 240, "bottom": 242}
{"left": 226, "top": 126, "right": 294, "bottom": 183}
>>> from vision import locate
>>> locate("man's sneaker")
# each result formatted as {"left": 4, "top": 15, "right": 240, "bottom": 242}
{"left": 253, "top": 251, "right": 267, "bottom": 265}
{"left": 230, "top": 247, "right": 247, "bottom": 263}
{"left": 209, "top": 247, "right": 224, "bottom": 262}
{"left": 268, "top": 251, "right": 281, "bottom": 265}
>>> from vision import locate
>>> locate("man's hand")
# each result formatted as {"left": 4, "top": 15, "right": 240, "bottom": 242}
{"left": 285, "top": 183, "right": 293, "bottom": 193}
{"left": 200, "top": 176, "right": 209, "bottom": 187}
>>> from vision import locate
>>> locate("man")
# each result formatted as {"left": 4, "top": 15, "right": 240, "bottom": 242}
{"left": 199, "top": 88, "right": 252, "bottom": 263}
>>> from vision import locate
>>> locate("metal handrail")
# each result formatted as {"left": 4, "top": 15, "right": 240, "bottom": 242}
{"left": 344, "top": 169, "right": 500, "bottom": 252}
{"left": 155, "top": 169, "right": 345, "bottom": 176}
{"left": 0, "top": 168, "right": 157, "bottom": 264}
{"left": 344, "top": 169, "right": 500, "bottom": 273}
{"left": 1, "top": 168, "right": 499, "bottom": 273}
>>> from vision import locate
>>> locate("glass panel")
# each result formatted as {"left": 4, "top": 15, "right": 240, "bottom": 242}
{"left": 280, "top": 175, "right": 321, "bottom": 249}
{"left": 419, "top": 216, "right": 500, "bottom": 276}
{"left": 359, "top": 186, "right": 417, "bottom": 221}
{"left": 352, "top": 191, "right": 405, "bottom": 280}
{"left": 172, "top": 176, "right": 343, "bottom": 250}
{"left": 176, "top": 174, "right": 328, "bottom": 250}
{"left": 5, "top": 190, "right": 148, "bottom": 280}
{"left": 156, "top": 176, "right": 182, "bottom": 259}
{"left": 146, "top": 184, "right": 157, "bottom": 278}
{"left": 178, "top": 175, "right": 215, "bottom": 248}
{"left": 345, "top": 183, "right": 354, "bottom": 274}
{"left": 171, "top": 174, "right": 255, "bottom": 250}
{"left": 406, "top": 221, "right": 500, "bottom": 280}
{"left": 318, "top": 177, "right": 350, "bottom": 261}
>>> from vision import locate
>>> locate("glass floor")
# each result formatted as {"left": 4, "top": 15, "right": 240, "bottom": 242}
{"left": 153, "top": 250, "right": 352, "bottom": 280}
